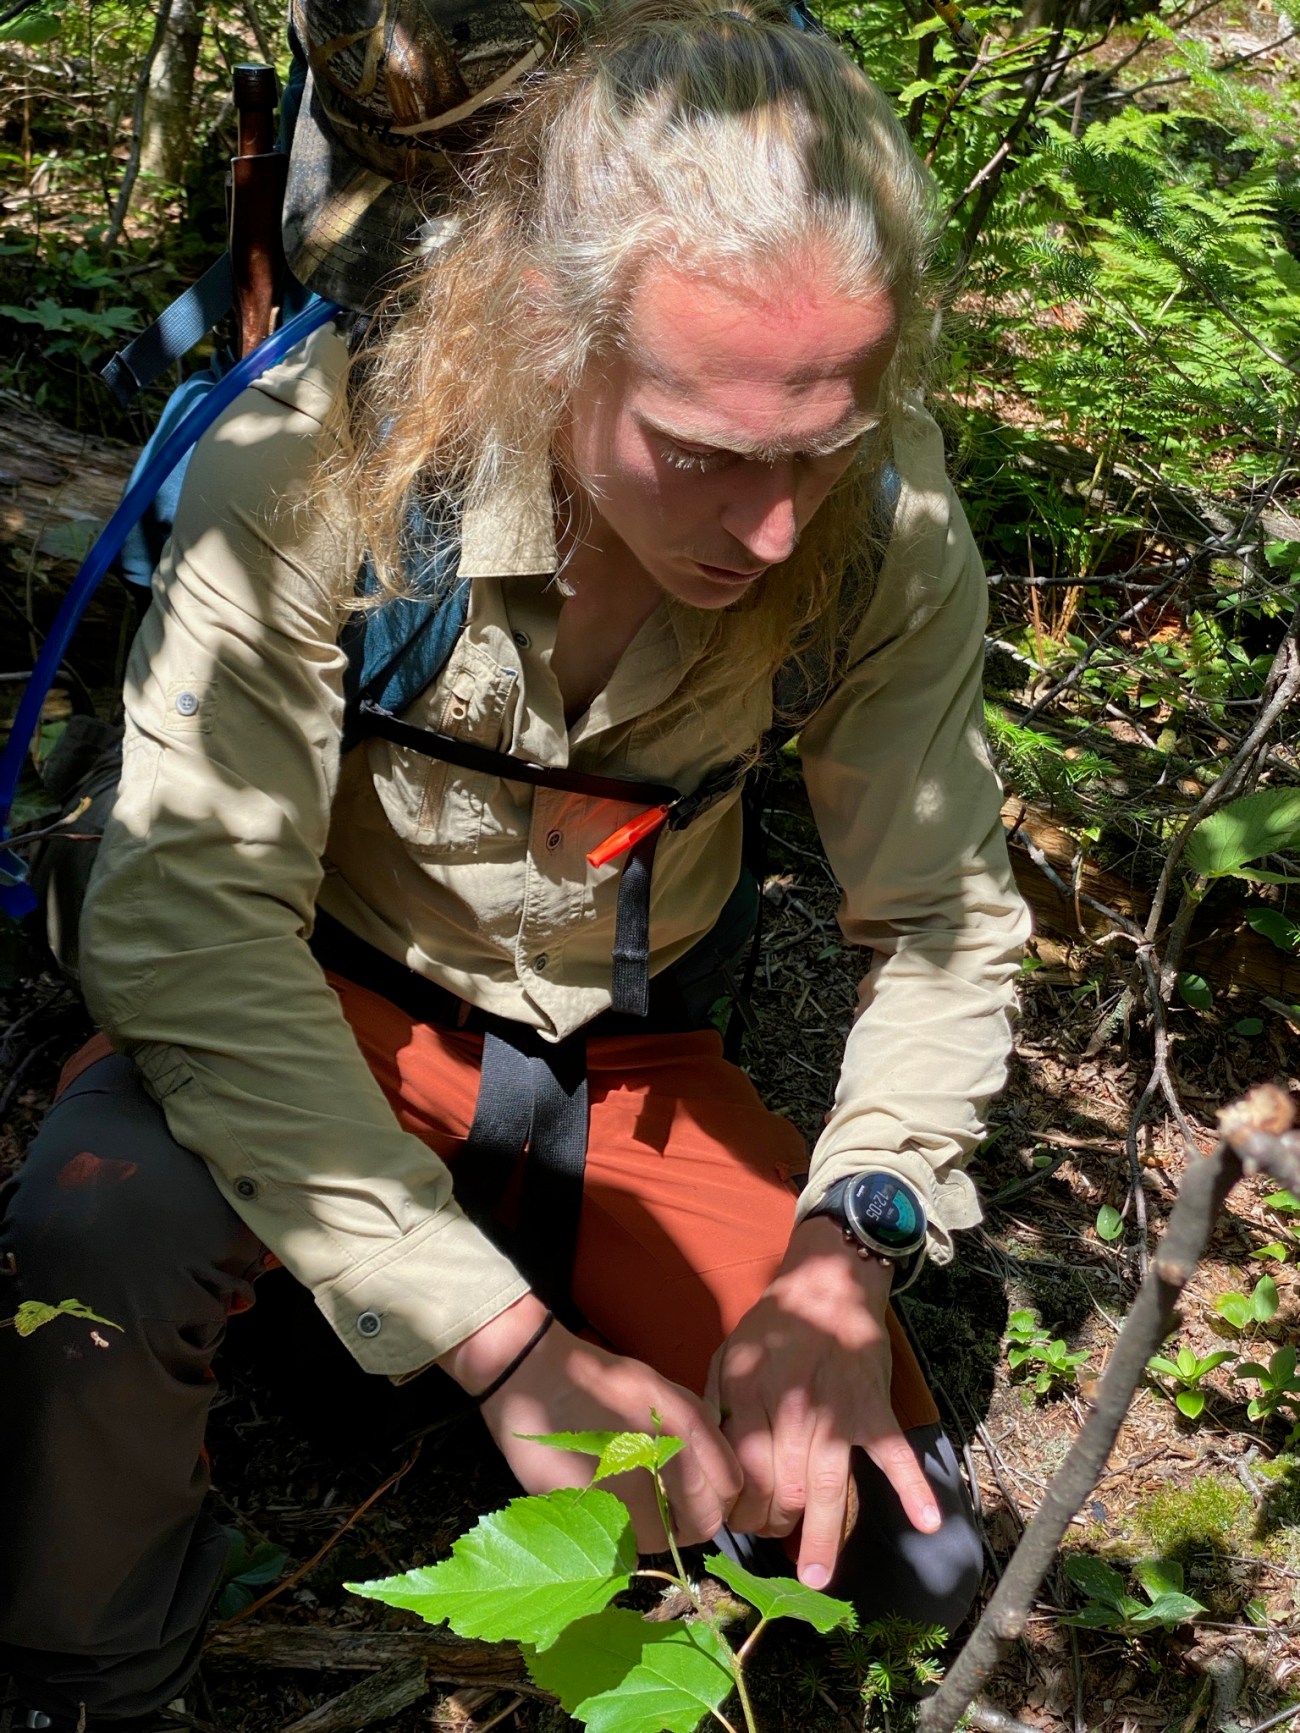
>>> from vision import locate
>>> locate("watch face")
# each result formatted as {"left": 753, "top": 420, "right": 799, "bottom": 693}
{"left": 845, "top": 1173, "right": 926, "bottom": 1255}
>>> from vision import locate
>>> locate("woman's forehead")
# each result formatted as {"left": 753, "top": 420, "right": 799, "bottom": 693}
{"left": 624, "top": 261, "right": 897, "bottom": 391}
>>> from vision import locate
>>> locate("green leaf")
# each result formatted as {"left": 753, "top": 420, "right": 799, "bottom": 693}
{"left": 1185, "top": 789, "right": 1300, "bottom": 878}
{"left": 1139, "top": 1591, "right": 1204, "bottom": 1626}
{"left": 1146, "top": 1355, "right": 1183, "bottom": 1379}
{"left": 1266, "top": 1190, "right": 1300, "bottom": 1212}
{"left": 1271, "top": 1345, "right": 1298, "bottom": 1384}
{"left": 1247, "top": 909, "right": 1300, "bottom": 954}
{"left": 1253, "top": 1243, "right": 1289, "bottom": 1263}
{"left": 1177, "top": 972, "right": 1213, "bottom": 1010}
{"left": 1234, "top": 1017, "right": 1265, "bottom": 1037}
{"left": 525, "top": 1609, "right": 690, "bottom": 1713}
{"left": 0, "top": 10, "right": 61, "bottom": 43}
{"left": 12, "top": 1297, "right": 122, "bottom": 1337}
{"left": 1060, "top": 1603, "right": 1125, "bottom": 1629}
{"left": 1175, "top": 1389, "right": 1206, "bottom": 1419}
{"left": 525, "top": 1431, "right": 685, "bottom": 1484}
{"left": 1064, "top": 1554, "right": 1128, "bottom": 1609}
{"left": 1236, "top": 1361, "right": 1272, "bottom": 1383}
{"left": 347, "top": 1487, "right": 635, "bottom": 1650}
{"left": 1197, "top": 1351, "right": 1237, "bottom": 1375}
{"left": 574, "top": 1618, "right": 736, "bottom": 1733}
{"left": 1095, "top": 1204, "right": 1124, "bottom": 1242}
{"left": 1134, "top": 1558, "right": 1184, "bottom": 1599}
{"left": 1252, "top": 1276, "right": 1280, "bottom": 1323}
{"left": 703, "top": 1554, "right": 857, "bottom": 1633}
{"left": 1214, "top": 1294, "right": 1252, "bottom": 1330}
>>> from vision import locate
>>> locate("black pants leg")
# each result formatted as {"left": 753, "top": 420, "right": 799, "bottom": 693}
{"left": 0, "top": 1055, "right": 264, "bottom": 1723}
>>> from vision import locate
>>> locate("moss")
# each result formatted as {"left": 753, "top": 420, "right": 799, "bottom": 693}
{"left": 1134, "top": 1476, "right": 1251, "bottom": 1556}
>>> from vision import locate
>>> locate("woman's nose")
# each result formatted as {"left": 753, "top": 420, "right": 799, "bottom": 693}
{"left": 721, "top": 462, "right": 799, "bottom": 566}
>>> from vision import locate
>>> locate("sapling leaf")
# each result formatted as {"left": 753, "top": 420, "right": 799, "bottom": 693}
{"left": 1138, "top": 1591, "right": 1204, "bottom": 1627}
{"left": 573, "top": 1618, "right": 736, "bottom": 1733}
{"left": 1060, "top": 1603, "right": 1124, "bottom": 1629}
{"left": 1177, "top": 972, "right": 1213, "bottom": 1010}
{"left": 1095, "top": 1204, "right": 1124, "bottom": 1241}
{"left": 1265, "top": 1190, "right": 1300, "bottom": 1212}
{"left": 1253, "top": 1243, "right": 1289, "bottom": 1262}
{"left": 12, "top": 1297, "right": 122, "bottom": 1337}
{"left": 704, "top": 1553, "right": 857, "bottom": 1633}
{"left": 1175, "top": 1347, "right": 1198, "bottom": 1379}
{"left": 525, "top": 1430, "right": 685, "bottom": 1483}
{"left": 1064, "top": 1554, "right": 1127, "bottom": 1609}
{"left": 1134, "top": 1558, "right": 1184, "bottom": 1599}
{"left": 525, "top": 1609, "right": 691, "bottom": 1712}
{"left": 1146, "top": 1355, "right": 1183, "bottom": 1379}
{"left": 1184, "top": 788, "right": 1300, "bottom": 877}
{"left": 347, "top": 1487, "right": 635, "bottom": 1649}
{"left": 1214, "top": 1293, "right": 1253, "bottom": 1330}
{"left": 1175, "top": 1389, "right": 1205, "bottom": 1419}
{"left": 1252, "top": 1276, "right": 1280, "bottom": 1322}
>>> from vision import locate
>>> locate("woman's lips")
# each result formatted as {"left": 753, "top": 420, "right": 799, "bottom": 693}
{"left": 694, "top": 561, "right": 765, "bottom": 584}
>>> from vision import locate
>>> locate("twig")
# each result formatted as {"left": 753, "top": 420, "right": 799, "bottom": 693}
{"left": 918, "top": 1085, "right": 1300, "bottom": 1733}
{"left": 213, "top": 1443, "right": 422, "bottom": 1630}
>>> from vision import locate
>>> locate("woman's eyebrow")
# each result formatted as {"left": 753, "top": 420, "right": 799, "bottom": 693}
{"left": 641, "top": 411, "right": 879, "bottom": 460}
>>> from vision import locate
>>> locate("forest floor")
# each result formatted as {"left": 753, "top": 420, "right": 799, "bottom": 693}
{"left": 2, "top": 409, "right": 1300, "bottom": 1733}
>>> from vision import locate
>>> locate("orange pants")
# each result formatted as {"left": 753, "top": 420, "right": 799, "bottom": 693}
{"left": 329, "top": 973, "right": 940, "bottom": 1431}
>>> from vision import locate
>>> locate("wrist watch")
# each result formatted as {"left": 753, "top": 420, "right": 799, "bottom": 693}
{"left": 807, "top": 1170, "right": 928, "bottom": 1272}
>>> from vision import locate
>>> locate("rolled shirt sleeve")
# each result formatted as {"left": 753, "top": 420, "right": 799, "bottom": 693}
{"left": 795, "top": 406, "right": 1032, "bottom": 1276}
{"left": 79, "top": 328, "right": 530, "bottom": 1375}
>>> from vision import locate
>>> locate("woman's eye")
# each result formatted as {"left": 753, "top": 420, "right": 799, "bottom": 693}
{"left": 658, "top": 442, "right": 730, "bottom": 474}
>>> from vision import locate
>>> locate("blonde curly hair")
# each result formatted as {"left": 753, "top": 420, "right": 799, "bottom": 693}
{"left": 325, "top": 0, "right": 939, "bottom": 722}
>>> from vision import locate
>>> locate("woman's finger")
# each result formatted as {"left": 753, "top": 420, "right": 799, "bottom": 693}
{"left": 794, "top": 1423, "right": 851, "bottom": 1590}
{"left": 864, "top": 1425, "right": 942, "bottom": 1534}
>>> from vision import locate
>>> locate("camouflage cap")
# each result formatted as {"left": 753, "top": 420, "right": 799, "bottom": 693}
{"left": 284, "top": 0, "right": 562, "bottom": 311}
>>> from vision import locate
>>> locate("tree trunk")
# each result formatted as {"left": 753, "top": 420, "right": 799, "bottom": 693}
{"left": 140, "top": 0, "right": 206, "bottom": 183}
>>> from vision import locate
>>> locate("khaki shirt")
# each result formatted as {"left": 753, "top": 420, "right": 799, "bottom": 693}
{"left": 80, "top": 323, "right": 1030, "bottom": 1377}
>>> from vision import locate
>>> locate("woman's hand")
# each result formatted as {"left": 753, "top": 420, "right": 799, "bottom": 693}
{"left": 438, "top": 1297, "right": 742, "bottom": 1552}
{"left": 706, "top": 1217, "right": 941, "bottom": 1590}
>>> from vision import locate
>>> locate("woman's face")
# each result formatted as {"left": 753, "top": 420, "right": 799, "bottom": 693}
{"left": 560, "top": 262, "right": 898, "bottom": 610}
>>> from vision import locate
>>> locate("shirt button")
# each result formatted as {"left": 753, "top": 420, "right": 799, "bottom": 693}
{"left": 357, "top": 1311, "right": 382, "bottom": 1338}
{"left": 512, "top": 629, "right": 531, "bottom": 649}
{"left": 233, "top": 1177, "right": 258, "bottom": 1200}
{"left": 448, "top": 698, "right": 468, "bottom": 721}
{"left": 546, "top": 829, "right": 563, "bottom": 851}
{"left": 533, "top": 952, "right": 549, "bottom": 973}
{"left": 175, "top": 691, "right": 199, "bottom": 717}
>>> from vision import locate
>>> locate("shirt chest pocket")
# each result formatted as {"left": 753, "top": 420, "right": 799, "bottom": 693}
{"left": 371, "top": 641, "right": 522, "bottom": 861}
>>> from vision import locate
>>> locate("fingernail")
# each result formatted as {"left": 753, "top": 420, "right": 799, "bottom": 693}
{"left": 801, "top": 1564, "right": 830, "bottom": 1590}
{"left": 924, "top": 1504, "right": 941, "bottom": 1530}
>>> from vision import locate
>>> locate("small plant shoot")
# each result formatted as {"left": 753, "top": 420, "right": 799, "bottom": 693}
{"left": 347, "top": 1430, "right": 860, "bottom": 1733}
{"left": 1146, "top": 1345, "right": 1237, "bottom": 1420}
{"left": 1213, "top": 1276, "right": 1280, "bottom": 1332}
{"left": 1005, "top": 1308, "right": 1091, "bottom": 1396}
{"left": 1061, "top": 1555, "right": 1205, "bottom": 1642}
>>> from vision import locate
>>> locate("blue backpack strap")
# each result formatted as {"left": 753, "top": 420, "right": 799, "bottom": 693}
{"left": 341, "top": 502, "right": 471, "bottom": 752}
{"left": 100, "top": 253, "right": 236, "bottom": 408}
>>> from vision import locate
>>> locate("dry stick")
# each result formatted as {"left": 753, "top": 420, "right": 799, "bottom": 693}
{"left": 211, "top": 1443, "right": 422, "bottom": 1632}
{"left": 103, "top": 0, "right": 176, "bottom": 252}
{"left": 917, "top": 1086, "right": 1300, "bottom": 1733}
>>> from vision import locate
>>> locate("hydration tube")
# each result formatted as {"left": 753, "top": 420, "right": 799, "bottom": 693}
{"left": 0, "top": 295, "right": 341, "bottom": 918}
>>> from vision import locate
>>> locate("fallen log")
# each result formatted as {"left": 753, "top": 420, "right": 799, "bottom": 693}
{"left": 279, "top": 1659, "right": 429, "bottom": 1733}
{"left": 204, "top": 1622, "right": 537, "bottom": 1694}
{"left": 1002, "top": 797, "right": 1300, "bottom": 1006}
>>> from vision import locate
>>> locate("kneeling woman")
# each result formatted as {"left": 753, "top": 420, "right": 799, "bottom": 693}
{"left": 0, "top": 0, "right": 1028, "bottom": 1724}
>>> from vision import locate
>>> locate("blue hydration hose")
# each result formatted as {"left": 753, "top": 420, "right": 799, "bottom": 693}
{"left": 0, "top": 295, "right": 341, "bottom": 918}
